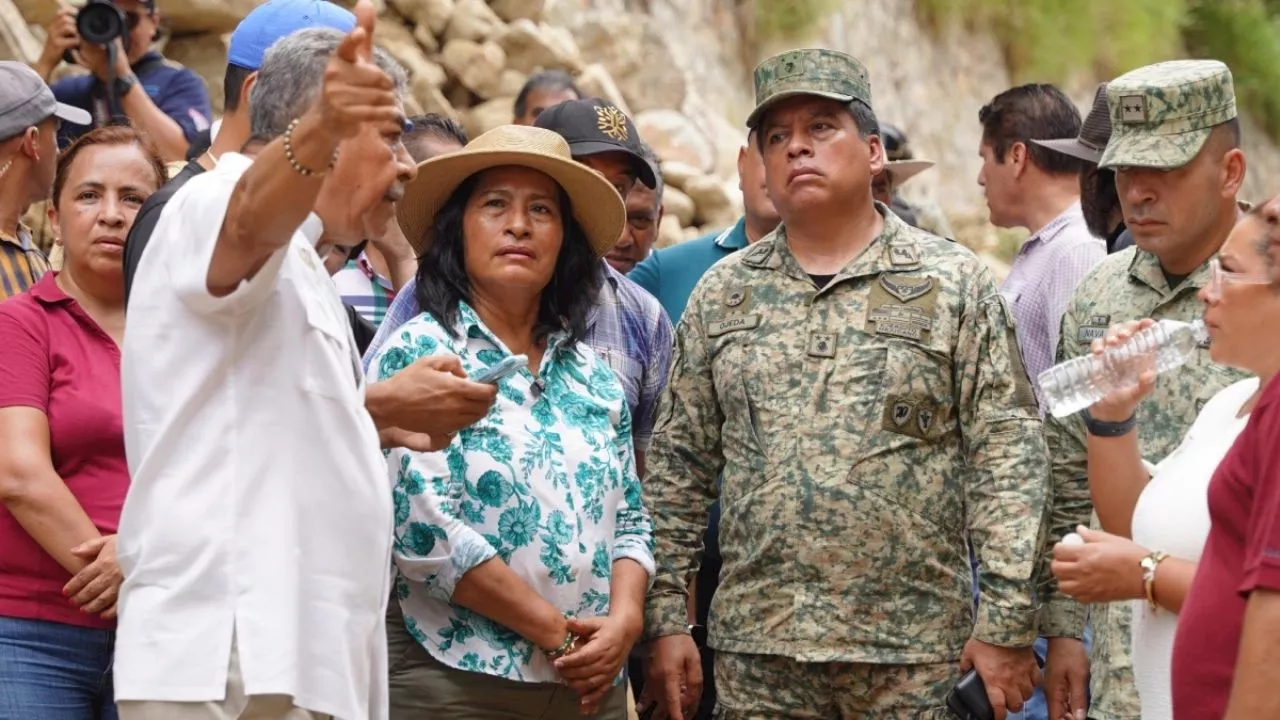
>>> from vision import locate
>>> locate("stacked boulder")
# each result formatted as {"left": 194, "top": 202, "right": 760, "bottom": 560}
{"left": 3, "top": 0, "right": 747, "bottom": 246}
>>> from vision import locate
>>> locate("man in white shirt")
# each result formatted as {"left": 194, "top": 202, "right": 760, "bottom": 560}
{"left": 116, "top": 5, "right": 496, "bottom": 719}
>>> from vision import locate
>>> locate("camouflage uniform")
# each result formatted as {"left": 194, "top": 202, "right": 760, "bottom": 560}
{"left": 1037, "top": 60, "right": 1248, "bottom": 720}
{"left": 644, "top": 49, "right": 1049, "bottom": 718}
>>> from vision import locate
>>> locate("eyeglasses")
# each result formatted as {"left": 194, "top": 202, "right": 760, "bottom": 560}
{"left": 1205, "top": 257, "right": 1271, "bottom": 299}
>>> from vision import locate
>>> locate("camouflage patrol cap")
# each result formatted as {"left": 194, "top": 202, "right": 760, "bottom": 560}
{"left": 746, "top": 48, "right": 872, "bottom": 129}
{"left": 1099, "top": 59, "right": 1236, "bottom": 170}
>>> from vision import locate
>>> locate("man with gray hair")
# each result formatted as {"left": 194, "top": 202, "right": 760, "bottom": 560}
{"left": 114, "top": 3, "right": 496, "bottom": 718}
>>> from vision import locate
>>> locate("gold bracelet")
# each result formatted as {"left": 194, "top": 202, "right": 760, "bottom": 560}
{"left": 282, "top": 117, "right": 336, "bottom": 177}
{"left": 543, "top": 631, "right": 579, "bottom": 660}
{"left": 1140, "top": 550, "right": 1169, "bottom": 613}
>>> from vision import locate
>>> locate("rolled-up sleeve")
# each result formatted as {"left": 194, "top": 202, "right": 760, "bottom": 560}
{"left": 953, "top": 274, "right": 1050, "bottom": 648}
{"left": 387, "top": 448, "right": 499, "bottom": 601}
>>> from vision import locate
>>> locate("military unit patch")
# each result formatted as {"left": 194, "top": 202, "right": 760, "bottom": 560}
{"left": 806, "top": 332, "right": 836, "bottom": 358}
{"left": 881, "top": 394, "right": 944, "bottom": 440}
{"left": 879, "top": 275, "right": 934, "bottom": 303}
{"left": 867, "top": 273, "right": 940, "bottom": 342}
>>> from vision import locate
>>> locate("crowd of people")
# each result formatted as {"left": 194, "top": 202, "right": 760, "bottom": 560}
{"left": 1, "top": 1, "right": 1280, "bottom": 719}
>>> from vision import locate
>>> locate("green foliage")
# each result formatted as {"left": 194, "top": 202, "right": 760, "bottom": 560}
{"left": 916, "top": 0, "right": 1184, "bottom": 82}
{"left": 752, "top": 0, "right": 838, "bottom": 41}
{"left": 1184, "top": 0, "right": 1280, "bottom": 138}
{"left": 916, "top": 0, "right": 1280, "bottom": 139}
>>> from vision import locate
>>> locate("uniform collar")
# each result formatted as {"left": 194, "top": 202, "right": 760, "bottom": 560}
{"left": 1126, "top": 201, "right": 1248, "bottom": 296}
{"left": 1127, "top": 247, "right": 1212, "bottom": 296}
{"left": 739, "top": 202, "right": 922, "bottom": 285}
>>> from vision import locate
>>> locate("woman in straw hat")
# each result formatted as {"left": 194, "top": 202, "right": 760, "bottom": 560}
{"left": 368, "top": 124, "right": 654, "bottom": 718}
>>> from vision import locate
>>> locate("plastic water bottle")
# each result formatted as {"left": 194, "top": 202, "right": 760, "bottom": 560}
{"left": 1039, "top": 318, "right": 1210, "bottom": 419}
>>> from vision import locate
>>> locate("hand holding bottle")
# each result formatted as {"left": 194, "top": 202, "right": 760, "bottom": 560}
{"left": 1088, "top": 319, "right": 1159, "bottom": 422}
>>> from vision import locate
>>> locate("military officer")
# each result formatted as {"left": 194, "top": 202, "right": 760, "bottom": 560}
{"left": 641, "top": 48, "right": 1048, "bottom": 720}
{"left": 1037, "top": 60, "right": 1250, "bottom": 720}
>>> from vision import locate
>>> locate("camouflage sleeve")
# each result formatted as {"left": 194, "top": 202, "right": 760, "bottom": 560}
{"left": 954, "top": 271, "right": 1048, "bottom": 648}
{"left": 642, "top": 282, "right": 725, "bottom": 640}
{"left": 1036, "top": 301, "right": 1092, "bottom": 639}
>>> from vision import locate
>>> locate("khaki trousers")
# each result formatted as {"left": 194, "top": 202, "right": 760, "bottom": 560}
{"left": 387, "top": 600, "right": 627, "bottom": 719}
{"left": 117, "top": 636, "right": 330, "bottom": 720}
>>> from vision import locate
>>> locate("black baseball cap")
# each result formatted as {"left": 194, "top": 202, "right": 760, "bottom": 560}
{"left": 533, "top": 98, "right": 657, "bottom": 189}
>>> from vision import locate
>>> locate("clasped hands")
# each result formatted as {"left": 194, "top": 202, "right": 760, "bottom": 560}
{"left": 553, "top": 613, "right": 643, "bottom": 716}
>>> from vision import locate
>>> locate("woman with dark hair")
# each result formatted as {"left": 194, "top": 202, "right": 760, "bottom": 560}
{"left": 0, "top": 124, "right": 165, "bottom": 718}
{"left": 369, "top": 125, "right": 654, "bottom": 719}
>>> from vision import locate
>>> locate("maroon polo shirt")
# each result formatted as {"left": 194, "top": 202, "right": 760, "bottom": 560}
{"left": 0, "top": 272, "right": 128, "bottom": 629}
{"left": 1173, "top": 374, "right": 1280, "bottom": 718}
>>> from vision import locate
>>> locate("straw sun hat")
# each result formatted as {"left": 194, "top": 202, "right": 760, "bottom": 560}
{"left": 879, "top": 159, "right": 934, "bottom": 192}
{"left": 396, "top": 124, "right": 626, "bottom": 258}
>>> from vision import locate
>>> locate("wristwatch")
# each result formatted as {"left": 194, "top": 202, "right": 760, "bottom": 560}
{"left": 113, "top": 73, "right": 138, "bottom": 98}
{"left": 1140, "top": 550, "right": 1169, "bottom": 613}
{"left": 1082, "top": 409, "right": 1136, "bottom": 437}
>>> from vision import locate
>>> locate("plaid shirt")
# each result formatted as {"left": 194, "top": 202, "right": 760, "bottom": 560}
{"left": 364, "top": 260, "right": 674, "bottom": 449}
{"left": 0, "top": 225, "right": 51, "bottom": 303}
{"left": 332, "top": 252, "right": 396, "bottom": 327}
{"left": 1000, "top": 202, "right": 1106, "bottom": 413}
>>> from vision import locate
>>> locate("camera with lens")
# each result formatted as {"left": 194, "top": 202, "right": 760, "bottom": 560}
{"left": 61, "top": 0, "right": 134, "bottom": 64}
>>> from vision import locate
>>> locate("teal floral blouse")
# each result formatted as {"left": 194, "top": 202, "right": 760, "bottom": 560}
{"left": 368, "top": 302, "right": 656, "bottom": 683}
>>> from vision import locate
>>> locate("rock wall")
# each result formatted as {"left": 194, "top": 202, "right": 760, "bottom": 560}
{"left": 8, "top": 0, "right": 1280, "bottom": 256}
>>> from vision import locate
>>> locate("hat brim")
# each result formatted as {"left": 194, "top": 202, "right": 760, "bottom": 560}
{"left": 882, "top": 159, "right": 934, "bottom": 188}
{"left": 1099, "top": 128, "right": 1211, "bottom": 170}
{"left": 566, "top": 140, "right": 658, "bottom": 189}
{"left": 1031, "top": 137, "right": 1104, "bottom": 165}
{"left": 53, "top": 102, "right": 91, "bottom": 127}
{"left": 746, "top": 90, "right": 856, "bottom": 129}
{"left": 397, "top": 149, "right": 626, "bottom": 258}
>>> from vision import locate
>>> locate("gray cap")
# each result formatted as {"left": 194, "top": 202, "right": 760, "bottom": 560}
{"left": 0, "top": 62, "right": 92, "bottom": 141}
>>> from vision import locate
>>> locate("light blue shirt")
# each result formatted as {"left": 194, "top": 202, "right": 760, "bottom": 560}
{"left": 368, "top": 302, "right": 655, "bottom": 683}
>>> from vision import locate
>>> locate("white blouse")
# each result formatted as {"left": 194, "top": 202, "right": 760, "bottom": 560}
{"left": 1130, "top": 377, "right": 1259, "bottom": 720}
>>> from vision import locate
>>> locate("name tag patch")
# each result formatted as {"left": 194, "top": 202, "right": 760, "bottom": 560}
{"left": 707, "top": 314, "right": 760, "bottom": 338}
{"left": 1077, "top": 314, "right": 1112, "bottom": 345}
{"left": 866, "top": 273, "right": 939, "bottom": 342}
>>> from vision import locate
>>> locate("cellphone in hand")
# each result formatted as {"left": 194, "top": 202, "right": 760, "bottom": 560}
{"left": 469, "top": 354, "right": 528, "bottom": 385}
{"left": 946, "top": 669, "right": 995, "bottom": 720}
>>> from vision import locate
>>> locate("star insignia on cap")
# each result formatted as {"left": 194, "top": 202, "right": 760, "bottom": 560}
{"left": 595, "top": 105, "right": 629, "bottom": 142}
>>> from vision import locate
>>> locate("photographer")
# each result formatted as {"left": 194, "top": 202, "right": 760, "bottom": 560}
{"left": 32, "top": 0, "right": 212, "bottom": 163}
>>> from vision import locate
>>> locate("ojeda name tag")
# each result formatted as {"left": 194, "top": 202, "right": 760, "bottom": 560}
{"left": 707, "top": 314, "right": 760, "bottom": 337}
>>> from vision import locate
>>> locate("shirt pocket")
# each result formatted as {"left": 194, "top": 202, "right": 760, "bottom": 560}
{"left": 302, "top": 292, "right": 360, "bottom": 402}
{"left": 850, "top": 338, "right": 961, "bottom": 528}
{"left": 595, "top": 347, "right": 641, "bottom": 415}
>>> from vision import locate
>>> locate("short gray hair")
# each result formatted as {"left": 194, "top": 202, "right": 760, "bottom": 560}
{"left": 248, "top": 27, "right": 408, "bottom": 144}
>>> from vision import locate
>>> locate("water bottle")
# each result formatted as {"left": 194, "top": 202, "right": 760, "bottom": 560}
{"left": 1039, "top": 318, "right": 1209, "bottom": 419}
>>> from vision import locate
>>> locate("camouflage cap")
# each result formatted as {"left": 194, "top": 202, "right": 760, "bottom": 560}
{"left": 1099, "top": 59, "right": 1236, "bottom": 170}
{"left": 746, "top": 48, "right": 872, "bottom": 129}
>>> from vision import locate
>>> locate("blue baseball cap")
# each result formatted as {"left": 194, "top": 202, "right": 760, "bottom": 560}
{"left": 227, "top": 0, "right": 356, "bottom": 71}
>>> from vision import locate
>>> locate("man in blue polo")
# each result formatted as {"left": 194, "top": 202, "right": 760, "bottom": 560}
{"left": 33, "top": 0, "right": 212, "bottom": 162}
{"left": 631, "top": 129, "right": 779, "bottom": 323}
